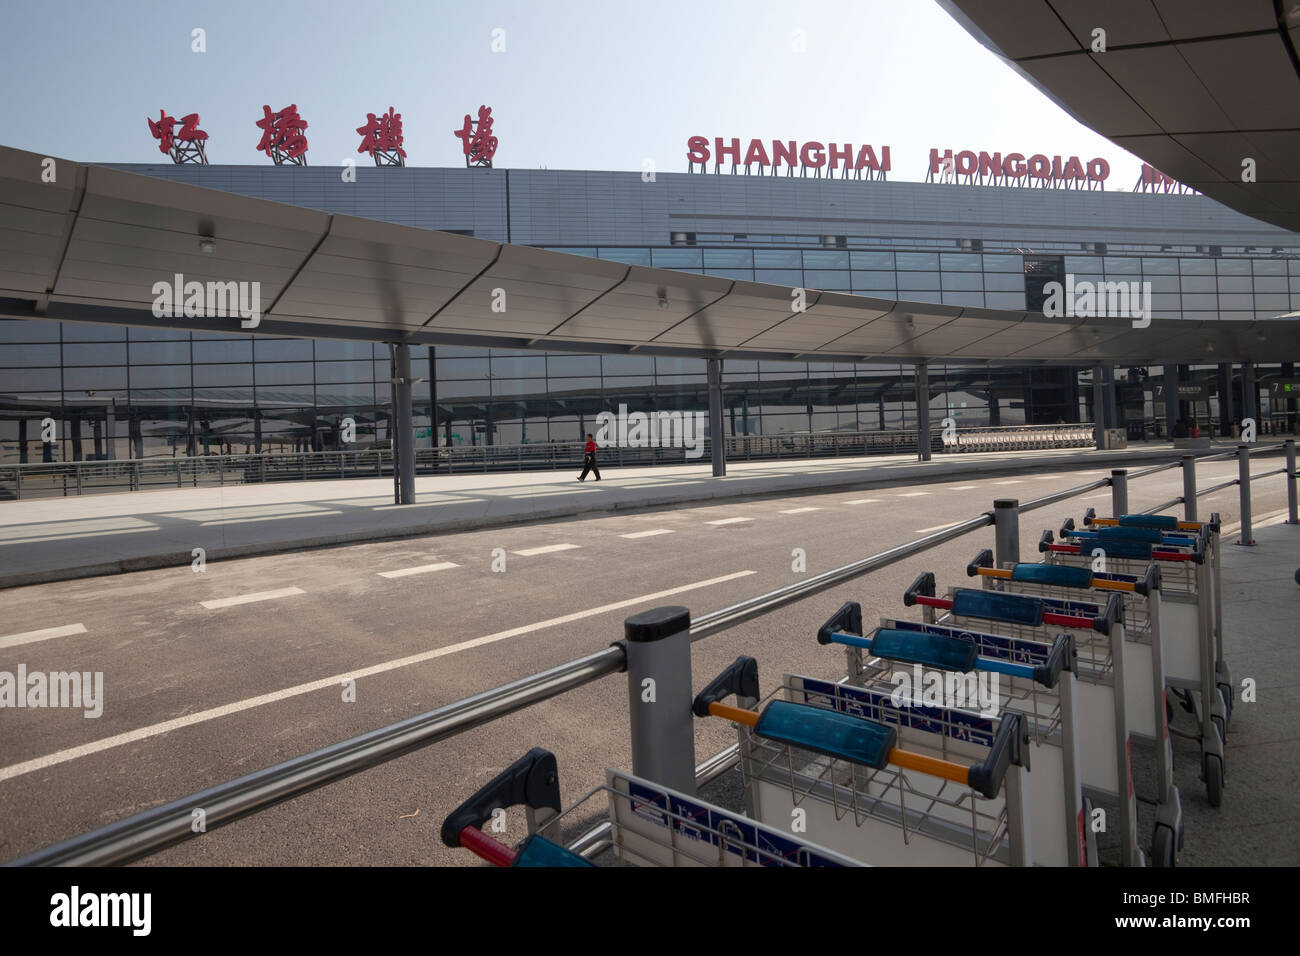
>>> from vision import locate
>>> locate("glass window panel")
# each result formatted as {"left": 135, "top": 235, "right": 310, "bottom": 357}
{"left": 597, "top": 248, "right": 652, "bottom": 266}
{"left": 130, "top": 365, "right": 192, "bottom": 389}
{"left": 257, "top": 363, "right": 318, "bottom": 385}
{"left": 1180, "top": 275, "right": 1216, "bottom": 293}
{"left": 1253, "top": 276, "right": 1287, "bottom": 293}
{"left": 802, "top": 250, "right": 849, "bottom": 269}
{"left": 601, "top": 355, "right": 654, "bottom": 375}
{"left": 940, "top": 253, "right": 981, "bottom": 272}
{"left": 1254, "top": 293, "right": 1290, "bottom": 310}
{"left": 981, "top": 254, "right": 1022, "bottom": 273}
{"left": 315, "top": 340, "right": 375, "bottom": 360}
{"left": 651, "top": 248, "right": 703, "bottom": 268}
{"left": 1141, "top": 258, "right": 1180, "bottom": 275}
{"left": 702, "top": 249, "right": 753, "bottom": 268}
{"left": 544, "top": 247, "right": 596, "bottom": 258}
{"left": 1289, "top": 260, "right": 1300, "bottom": 275}
{"left": 436, "top": 379, "right": 490, "bottom": 398}
{"left": 547, "top": 355, "right": 601, "bottom": 376}
{"left": 984, "top": 292, "right": 1027, "bottom": 309}
{"left": 193, "top": 364, "right": 253, "bottom": 387}
{"left": 1218, "top": 293, "right": 1253, "bottom": 310}
{"left": 653, "top": 357, "right": 706, "bottom": 375}
{"left": 130, "top": 341, "right": 190, "bottom": 364}
{"left": 757, "top": 414, "right": 808, "bottom": 434}
{"left": 1064, "top": 256, "right": 1098, "bottom": 273}
{"left": 0, "top": 368, "right": 60, "bottom": 389}
{"left": 436, "top": 356, "right": 490, "bottom": 379}
{"left": 492, "top": 378, "right": 550, "bottom": 396}
{"left": 941, "top": 291, "right": 984, "bottom": 307}
{"left": 851, "top": 271, "right": 897, "bottom": 292}
{"left": 754, "top": 249, "right": 803, "bottom": 268}
{"left": 1103, "top": 257, "right": 1141, "bottom": 275}
{"left": 64, "top": 343, "right": 126, "bottom": 365}
{"left": 896, "top": 252, "right": 939, "bottom": 271}
{"left": 704, "top": 268, "right": 754, "bottom": 281}
{"left": 1145, "top": 275, "right": 1180, "bottom": 293}
{"left": 62, "top": 367, "right": 127, "bottom": 390}
{"left": 1151, "top": 293, "right": 1183, "bottom": 310}
{"left": 759, "top": 361, "right": 808, "bottom": 377}
{"left": 897, "top": 272, "right": 940, "bottom": 290}
{"left": 60, "top": 321, "right": 125, "bottom": 342}
{"left": 755, "top": 269, "right": 802, "bottom": 286}
{"left": 983, "top": 272, "right": 1024, "bottom": 291}
{"left": 941, "top": 272, "right": 983, "bottom": 291}
{"left": 129, "top": 325, "right": 190, "bottom": 341}
{"left": 254, "top": 338, "right": 314, "bottom": 361}
{"left": 851, "top": 250, "right": 895, "bottom": 270}
{"left": 1179, "top": 258, "right": 1214, "bottom": 275}
{"left": 804, "top": 270, "right": 851, "bottom": 290}
{"left": 0, "top": 320, "right": 59, "bottom": 342}
{"left": 1216, "top": 259, "right": 1251, "bottom": 275}
{"left": 899, "top": 289, "right": 943, "bottom": 304}
{"left": 1217, "top": 276, "right": 1252, "bottom": 293}
{"left": 192, "top": 339, "right": 252, "bottom": 362}
{"left": 1180, "top": 294, "right": 1219, "bottom": 310}
{"left": 721, "top": 359, "right": 758, "bottom": 375}
{"left": 490, "top": 355, "right": 546, "bottom": 377}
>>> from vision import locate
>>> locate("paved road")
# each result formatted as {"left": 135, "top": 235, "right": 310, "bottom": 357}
{"left": 0, "top": 457, "right": 1291, "bottom": 865}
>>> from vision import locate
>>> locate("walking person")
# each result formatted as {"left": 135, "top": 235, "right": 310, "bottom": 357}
{"left": 577, "top": 432, "right": 601, "bottom": 481}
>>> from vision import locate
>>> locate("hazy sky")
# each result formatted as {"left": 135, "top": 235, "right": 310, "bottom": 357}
{"left": 0, "top": 0, "right": 1143, "bottom": 184}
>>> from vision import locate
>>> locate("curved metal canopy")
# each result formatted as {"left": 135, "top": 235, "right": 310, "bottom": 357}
{"left": 1, "top": 143, "right": 1296, "bottom": 364}
{"left": 940, "top": 0, "right": 1300, "bottom": 233}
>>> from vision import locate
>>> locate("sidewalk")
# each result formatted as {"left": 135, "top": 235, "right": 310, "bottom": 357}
{"left": 0, "top": 440, "right": 1252, "bottom": 588}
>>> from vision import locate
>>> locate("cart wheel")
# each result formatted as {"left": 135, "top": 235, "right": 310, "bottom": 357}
{"left": 1152, "top": 825, "right": 1176, "bottom": 867}
{"left": 1205, "top": 753, "right": 1224, "bottom": 808}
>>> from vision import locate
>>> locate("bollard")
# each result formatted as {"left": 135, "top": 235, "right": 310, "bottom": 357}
{"left": 1110, "top": 469, "right": 1128, "bottom": 517}
{"left": 1236, "top": 445, "right": 1254, "bottom": 546}
{"left": 993, "top": 498, "right": 1020, "bottom": 568}
{"left": 623, "top": 606, "right": 696, "bottom": 794}
{"left": 1287, "top": 440, "right": 1297, "bottom": 526}
{"left": 1181, "top": 455, "right": 1198, "bottom": 522}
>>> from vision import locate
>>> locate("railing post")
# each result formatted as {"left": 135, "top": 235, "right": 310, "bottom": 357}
{"left": 1110, "top": 469, "right": 1128, "bottom": 516}
{"left": 1236, "top": 444, "right": 1254, "bottom": 546}
{"left": 623, "top": 606, "right": 695, "bottom": 795}
{"left": 1181, "top": 455, "right": 1198, "bottom": 522}
{"left": 1286, "top": 439, "right": 1298, "bottom": 525}
{"left": 993, "top": 498, "right": 1020, "bottom": 568}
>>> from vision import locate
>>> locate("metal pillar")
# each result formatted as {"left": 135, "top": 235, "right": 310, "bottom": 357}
{"left": 71, "top": 416, "right": 83, "bottom": 462}
{"left": 916, "top": 360, "right": 931, "bottom": 462}
{"left": 17, "top": 419, "right": 27, "bottom": 464}
{"left": 1093, "top": 365, "right": 1106, "bottom": 449}
{"left": 993, "top": 498, "right": 1020, "bottom": 568}
{"left": 1110, "top": 469, "right": 1128, "bottom": 516}
{"left": 92, "top": 419, "right": 103, "bottom": 458}
{"left": 1285, "top": 440, "right": 1297, "bottom": 525}
{"left": 1163, "top": 364, "right": 1179, "bottom": 438}
{"left": 130, "top": 415, "right": 144, "bottom": 459}
{"left": 707, "top": 358, "right": 726, "bottom": 477}
{"left": 1103, "top": 366, "right": 1118, "bottom": 436}
{"left": 393, "top": 342, "right": 415, "bottom": 505}
{"left": 623, "top": 606, "right": 695, "bottom": 794}
{"left": 1219, "top": 363, "right": 1235, "bottom": 436}
{"left": 988, "top": 381, "right": 1001, "bottom": 426}
{"left": 1181, "top": 455, "right": 1198, "bottom": 522}
{"left": 1236, "top": 445, "right": 1254, "bottom": 546}
{"left": 1242, "top": 361, "right": 1258, "bottom": 425}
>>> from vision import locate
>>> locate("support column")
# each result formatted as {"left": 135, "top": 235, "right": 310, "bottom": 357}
{"left": 92, "top": 418, "right": 103, "bottom": 459}
{"left": 1282, "top": 362, "right": 1296, "bottom": 434}
{"left": 988, "top": 380, "right": 1001, "bottom": 426}
{"left": 1242, "top": 361, "right": 1258, "bottom": 425}
{"left": 1219, "top": 363, "right": 1235, "bottom": 436}
{"left": 393, "top": 342, "right": 415, "bottom": 505}
{"left": 18, "top": 419, "right": 27, "bottom": 464}
{"left": 1163, "top": 364, "right": 1180, "bottom": 438}
{"left": 105, "top": 406, "right": 116, "bottom": 460}
{"left": 130, "top": 415, "right": 144, "bottom": 459}
{"left": 71, "top": 416, "right": 83, "bottom": 462}
{"left": 1102, "top": 366, "right": 1118, "bottom": 435}
{"left": 916, "top": 360, "right": 931, "bottom": 462}
{"left": 253, "top": 411, "right": 263, "bottom": 454}
{"left": 1093, "top": 365, "right": 1106, "bottom": 449}
{"left": 877, "top": 393, "right": 885, "bottom": 430}
{"left": 707, "top": 358, "right": 725, "bottom": 477}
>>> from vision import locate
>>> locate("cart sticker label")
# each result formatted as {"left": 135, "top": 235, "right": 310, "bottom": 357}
{"left": 796, "top": 676, "right": 996, "bottom": 745}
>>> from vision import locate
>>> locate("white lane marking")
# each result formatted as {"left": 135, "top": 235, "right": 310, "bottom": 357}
{"left": 994, "top": 480, "right": 1023, "bottom": 485}
{"left": 780, "top": 507, "right": 822, "bottom": 514}
{"left": 511, "top": 543, "right": 581, "bottom": 556}
{"left": 897, "top": 492, "right": 930, "bottom": 498}
{"left": 845, "top": 499, "right": 880, "bottom": 505}
{"left": 707, "top": 517, "right": 753, "bottom": 526}
{"left": 1032, "top": 474, "right": 1064, "bottom": 480}
{"left": 620, "top": 529, "right": 675, "bottom": 539}
{"left": 914, "top": 522, "right": 963, "bottom": 534}
{"left": 0, "top": 623, "right": 87, "bottom": 652}
{"left": 200, "top": 587, "right": 306, "bottom": 610}
{"left": 948, "top": 485, "right": 978, "bottom": 491}
{"left": 0, "top": 570, "right": 757, "bottom": 783}
{"left": 200, "top": 511, "right": 343, "bottom": 526}
{"left": 377, "top": 562, "right": 460, "bottom": 579}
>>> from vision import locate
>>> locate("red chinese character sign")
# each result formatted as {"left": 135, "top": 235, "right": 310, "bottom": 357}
{"left": 147, "top": 110, "right": 209, "bottom": 164}
{"left": 454, "top": 105, "right": 498, "bottom": 167}
{"left": 357, "top": 107, "right": 406, "bottom": 166}
{"left": 256, "top": 104, "right": 309, "bottom": 165}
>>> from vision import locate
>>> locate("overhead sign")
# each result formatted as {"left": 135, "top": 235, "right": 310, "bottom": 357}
{"left": 686, "top": 136, "right": 891, "bottom": 179}
{"left": 927, "top": 148, "right": 1109, "bottom": 189}
{"left": 1269, "top": 380, "right": 1300, "bottom": 397}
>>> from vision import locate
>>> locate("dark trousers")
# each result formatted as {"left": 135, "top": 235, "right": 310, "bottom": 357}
{"left": 579, "top": 453, "right": 601, "bottom": 480}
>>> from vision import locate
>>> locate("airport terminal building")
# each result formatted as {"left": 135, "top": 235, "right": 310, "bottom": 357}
{"left": 2, "top": 161, "right": 1299, "bottom": 462}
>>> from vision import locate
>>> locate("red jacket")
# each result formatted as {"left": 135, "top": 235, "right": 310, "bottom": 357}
{"left": 584, "top": 439, "right": 597, "bottom": 454}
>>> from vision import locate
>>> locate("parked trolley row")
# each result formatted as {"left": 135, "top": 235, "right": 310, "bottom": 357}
{"left": 442, "top": 505, "right": 1228, "bottom": 868}
{"left": 942, "top": 425, "right": 1095, "bottom": 454}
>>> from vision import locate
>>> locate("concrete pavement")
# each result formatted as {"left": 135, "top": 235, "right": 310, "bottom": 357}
{"left": 0, "top": 440, "right": 1276, "bottom": 589}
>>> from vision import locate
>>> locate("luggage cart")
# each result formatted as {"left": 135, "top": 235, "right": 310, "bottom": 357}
{"left": 965, "top": 552, "right": 1183, "bottom": 865}
{"left": 693, "top": 659, "right": 1032, "bottom": 867}
{"left": 441, "top": 747, "right": 862, "bottom": 867}
{"left": 1044, "top": 516, "right": 1226, "bottom": 807}
{"left": 808, "top": 602, "right": 1090, "bottom": 867}
{"left": 902, "top": 574, "right": 1146, "bottom": 867}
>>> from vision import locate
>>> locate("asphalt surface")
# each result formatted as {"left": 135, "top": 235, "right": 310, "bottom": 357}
{"left": 0, "top": 455, "right": 1292, "bottom": 866}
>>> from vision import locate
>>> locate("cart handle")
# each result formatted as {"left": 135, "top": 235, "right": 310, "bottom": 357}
{"left": 968, "top": 559, "right": 1155, "bottom": 595}
{"left": 903, "top": 570, "right": 937, "bottom": 607}
{"left": 706, "top": 702, "right": 1026, "bottom": 799}
{"left": 825, "top": 629, "right": 1030, "bottom": 679}
{"left": 440, "top": 747, "right": 562, "bottom": 849}
{"left": 692, "top": 655, "right": 760, "bottom": 717}
{"left": 817, "top": 600, "right": 864, "bottom": 644}
{"left": 919, "top": 587, "right": 1120, "bottom": 635}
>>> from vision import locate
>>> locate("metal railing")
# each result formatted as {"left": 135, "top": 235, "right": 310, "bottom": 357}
{"left": 0, "top": 425, "right": 1101, "bottom": 500}
{"left": 8, "top": 440, "right": 1295, "bottom": 867}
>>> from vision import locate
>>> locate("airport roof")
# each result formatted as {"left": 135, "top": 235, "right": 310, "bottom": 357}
{"left": 941, "top": 0, "right": 1300, "bottom": 233}
{"left": 2, "top": 144, "right": 1297, "bottom": 365}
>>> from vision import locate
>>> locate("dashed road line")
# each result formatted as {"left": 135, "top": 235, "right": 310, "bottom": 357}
{"left": 619, "top": 529, "right": 675, "bottom": 539}
{"left": 378, "top": 562, "right": 460, "bottom": 579}
{"left": 897, "top": 492, "right": 930, "bottom": 498}
{"left": 780, "top": 507, "right": 822, "bottom": 514}
{"left": 0, "top": 570, "right": 757, "bottom": 783}
{"left": 845, "top": 498, "right": 881, "bottom": 505}
{"left": 0, "top": 623, "right": 88, "bottom": 652}
{"left": 948, "top": 485, "right": 978, "bottom": 491}
{"left": 511, "top": 543, "right": 581, "bottom": 556}
{"left": 707, "top": 517, "right": 753, "bottom": 526}
{"left": 200, "top": 587, "right": 306, "bottom": 610}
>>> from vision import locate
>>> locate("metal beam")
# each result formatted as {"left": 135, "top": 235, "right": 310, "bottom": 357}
{"left": 707, "top": 358, "right": 726, "bottom": 477}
